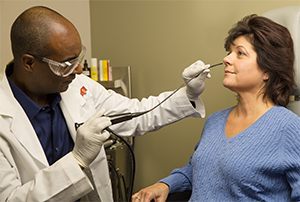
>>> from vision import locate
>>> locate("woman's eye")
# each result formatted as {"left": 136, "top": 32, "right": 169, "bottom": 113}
{"left": 237, "top": 51, "right": 246, "bottom": 56}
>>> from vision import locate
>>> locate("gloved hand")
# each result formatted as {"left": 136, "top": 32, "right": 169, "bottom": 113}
{"left": 182, "top": 60, "right": 211, "bottom": 101}
{"left": 72, "top": 109, "right": 112, "bottom": 168}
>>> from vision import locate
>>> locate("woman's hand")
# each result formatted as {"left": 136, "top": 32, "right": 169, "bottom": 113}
{"left": 132, "top": 183, "right": 170, "bottom": 202}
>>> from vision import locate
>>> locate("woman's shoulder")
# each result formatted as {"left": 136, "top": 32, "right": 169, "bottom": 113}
{"left": 208, "top": 106, "right": 235, "bottom": 118}
{"left": 269, "top": 105, "right": 300, "bottom": 120}
{"left": 266, "top": 106, "right": 300, "bottom": 132}
{"left": 206, "top": 106, "right": 235, "bottom": 123}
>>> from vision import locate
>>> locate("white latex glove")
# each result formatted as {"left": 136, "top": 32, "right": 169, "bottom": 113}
{"left": 72, "top": 109, "right": 112, "bottom": 168}
{"left": 182, "top": 60, "right": 211, "bottom": 101}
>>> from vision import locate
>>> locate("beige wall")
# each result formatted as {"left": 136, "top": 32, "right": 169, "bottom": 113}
{"left": 0, "top": 0, "right": 92, "bottom": 73}
{"left": 90, "top": 0, "right": 300, "bottom": 192}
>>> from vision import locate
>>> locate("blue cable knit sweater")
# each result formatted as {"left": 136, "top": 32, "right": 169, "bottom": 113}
{"left": 160, "top": 105, "right": 300, "bottom": 201}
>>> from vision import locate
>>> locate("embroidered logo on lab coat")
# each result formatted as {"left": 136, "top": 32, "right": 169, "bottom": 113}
{"left": 80, "top": 86, "right": 91, "bottom": 100}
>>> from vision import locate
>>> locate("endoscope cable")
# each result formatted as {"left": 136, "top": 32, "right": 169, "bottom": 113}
{"left": 75, "top": 62, "right": 223, "bottom": 129}
{"left": 106, "top": 62, "right": 223, "bottom": 124}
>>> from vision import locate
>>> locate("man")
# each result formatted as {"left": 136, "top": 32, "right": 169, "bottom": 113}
{"left": 0, "top": 6, "right": 211, "bottom": 202}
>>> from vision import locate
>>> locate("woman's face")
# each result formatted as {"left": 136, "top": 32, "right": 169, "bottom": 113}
{"left": 223, "top": 36, "right": 268, "bottom": 95}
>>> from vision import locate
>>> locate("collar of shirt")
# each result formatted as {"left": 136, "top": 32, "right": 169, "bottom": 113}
{"left": 5, "top": 62, "right": 74, "bottom": 165}
{"left": 6, "top": 62, "right": 62, "bottom": 120}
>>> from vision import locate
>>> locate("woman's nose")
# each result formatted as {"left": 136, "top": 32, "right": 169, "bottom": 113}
{"left": 223, "top": 54, "right": 232, "bottom": 67}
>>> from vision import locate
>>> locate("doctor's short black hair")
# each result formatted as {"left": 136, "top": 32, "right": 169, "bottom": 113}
{"left": 10, "top": 6, "right": 65, "bottom": 58}
{"left": 224, "top": 14, "right": 295, "bottom": 107}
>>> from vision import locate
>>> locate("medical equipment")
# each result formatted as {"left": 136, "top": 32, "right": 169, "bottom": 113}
{"left": 75, "top": 62, "right": 223, "bottom": 129}
{"left": 107, "top": 62, "right": 223, "bottom": 125}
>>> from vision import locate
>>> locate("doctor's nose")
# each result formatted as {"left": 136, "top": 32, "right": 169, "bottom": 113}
{"left": 73, "top": 64, "right": 83, "bottom": 75}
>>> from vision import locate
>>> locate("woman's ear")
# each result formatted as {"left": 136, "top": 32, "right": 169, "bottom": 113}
{"left": 21, "top": 54, "right": 35, "bottom": 73}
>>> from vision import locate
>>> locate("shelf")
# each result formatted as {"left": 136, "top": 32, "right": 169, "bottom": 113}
{"left": 98, "top": 66, "right": 131, "bottom": 98}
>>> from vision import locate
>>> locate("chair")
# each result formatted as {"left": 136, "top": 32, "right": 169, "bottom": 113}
{"left": 166, "top": 190, "right": 192, "bottom": 202}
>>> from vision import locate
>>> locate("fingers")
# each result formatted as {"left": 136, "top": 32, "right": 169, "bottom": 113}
{"left": 206, "top": 72, "right": 212, "bottom": 79}
{"left": 183, "top": 60, "right": 210, "bottom": 79}
{"left": 198, "top": 69, "right": 211, "bottom": 80}
{"left": 132, "top": 183, "right": 170, "bottom": 202}
{"left": 86, "top": 109, "right": 112, "bottom": 130}
{"left": 85, "top": 108, "right": 106, "bottom": 124}
{"left": 97, "top": 129, "right": 111, "bottom": 142}
{"left": 132, "top": 189, "right": 157, "bottom": 202}
{"left": 91, "top": 116, "right": 111, "bottom": 130}
{"left": 131, "top": 193, "right": 141, "bottom": 202}
{"left": 193, "top": 60, "right": 205, "bottom": 67}
{"left": 78, "top": 109, "right": 112, "bottom": 139}
{"left": 186, "top": 62, "right": 204, "bottom": 76}
{"left": 131, "top": 192, "right": 154, "bottom": 202}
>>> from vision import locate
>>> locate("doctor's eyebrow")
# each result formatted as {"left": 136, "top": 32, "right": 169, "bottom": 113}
{"left": 61, "top": 56, "right": 78, "bottom": 63}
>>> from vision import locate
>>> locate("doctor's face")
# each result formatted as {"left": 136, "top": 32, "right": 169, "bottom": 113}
{"left": 222, "top": 36, "right": 267, "bottom": 95}
{"left": 33, "top": 20, "right": 83, "bottom": 94}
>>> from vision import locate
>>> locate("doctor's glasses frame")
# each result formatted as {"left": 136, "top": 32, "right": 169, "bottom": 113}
{"left": 27, "top": 45, "right": 86, "bottom": 77}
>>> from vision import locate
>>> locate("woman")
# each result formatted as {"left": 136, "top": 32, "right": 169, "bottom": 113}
{"left": 132, "top": 14, "right": 300, "bottom": 201}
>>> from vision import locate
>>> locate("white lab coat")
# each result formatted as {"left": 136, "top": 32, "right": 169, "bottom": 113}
{"left": 0, "top": 71, "right": 205, "bottom": 202}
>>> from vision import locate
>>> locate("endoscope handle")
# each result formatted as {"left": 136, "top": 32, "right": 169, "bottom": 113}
{"left": 108, "top": 113, "right": 134, "bottom": 125}
{"left": 75, "top": 113, "right": 135, "bottom": 130}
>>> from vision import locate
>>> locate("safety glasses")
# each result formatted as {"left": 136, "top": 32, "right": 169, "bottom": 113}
{"left": 28, "top": 45, "right": 86, "bottom": 77}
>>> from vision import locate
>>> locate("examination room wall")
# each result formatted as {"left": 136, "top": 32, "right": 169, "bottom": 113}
{"left": 90, "top": 0, "right": 300, "bottom": 192}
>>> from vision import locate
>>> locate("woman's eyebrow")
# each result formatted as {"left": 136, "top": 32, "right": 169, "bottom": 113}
{"left": 236, "top": 45, "right": 248, "bottom": 52}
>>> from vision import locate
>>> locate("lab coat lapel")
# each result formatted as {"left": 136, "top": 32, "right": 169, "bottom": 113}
{"left": 60, "top": 79, "right": 114, "bottom": 201}
{"left": 0, "top": 73, "right": 48, "bottom": 166}
{"left": 60, "top": 83, "right": 93, "bottom": 141}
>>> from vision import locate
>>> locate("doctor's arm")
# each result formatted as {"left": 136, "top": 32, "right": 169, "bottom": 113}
{"left": 89, "top": 60, "right": 210, "bottom": 137}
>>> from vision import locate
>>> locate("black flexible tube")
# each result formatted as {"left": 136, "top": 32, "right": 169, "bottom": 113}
{"left": 106, "top": 127, "right": 135, "bottom": 202}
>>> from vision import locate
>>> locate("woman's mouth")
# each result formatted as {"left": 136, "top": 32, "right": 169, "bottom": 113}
{"left": 225, "top": 70, "right": 234, "bottom": 74}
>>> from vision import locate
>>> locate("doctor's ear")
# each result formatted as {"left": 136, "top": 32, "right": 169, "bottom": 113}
{"left": 21, "top": 54, "right": 35, "bottom": 73}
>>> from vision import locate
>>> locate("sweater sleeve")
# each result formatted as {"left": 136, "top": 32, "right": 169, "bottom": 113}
{"left": 158, "top": 163, "right": 193, "bottom": 194}
{"left": 283, "top": 117, "right": 300, "bottom": 201}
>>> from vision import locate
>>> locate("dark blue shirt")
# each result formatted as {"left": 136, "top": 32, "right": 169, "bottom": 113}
{"left": 6, "top": 63, "right": 74, "bottom": 165}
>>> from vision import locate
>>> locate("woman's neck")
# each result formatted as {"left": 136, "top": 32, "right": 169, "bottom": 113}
{"left": 225, "top": 94, "right": 275, "bottom": 139}
{"left": 234, "top": 93, "right": 275, "bottom": 118}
